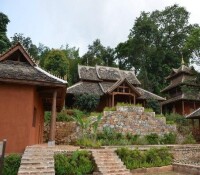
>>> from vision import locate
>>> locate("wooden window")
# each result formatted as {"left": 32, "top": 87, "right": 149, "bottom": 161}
{"left": 32, "top": 107, "right": 37, "bottom": 127}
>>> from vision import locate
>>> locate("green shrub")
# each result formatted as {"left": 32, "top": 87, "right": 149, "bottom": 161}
{"left": 116, "top": 148, "right": 145, "bottom": 169}
{"left": 160, "top": 132, "right": 177, "bottom": 144}
{"left": 104, "top": 106, "right": 116, "bottom": 111}
{"left": 146, "top": 99, "right": 161, "bottom": 114}
{"left": 54, "top": 151, "right": 94, "bottom": 175}
{"left": 76, "top": 138, "right": 101, "bottom": 148}
{"left": 74, "top": 93, "right": 100, "bottom": 112}
{"left": 116, "top": 102, "right": 132, "bottom": 106}
{"left": 145, "top": 147, "right": 172, "bottom": 167}
{"left": 57, "top": 110, "right": 73, "bottom": 122}
{"left": 116, "top": 147, "right": 173, "bottom": 170}
{"left": 155, "top": 114, "right": 165, "bottom": 118}
{"left": 145, "top": 133, "right": 160, "bottom": 144}
{"left": 3, "top": 154, "right": 21, "bottom": 175}
{"left": 144, "top": 108, "right": 154, "bottom": 112}
{"left": 44, "top": 111, "right": 51, "bottom": 123}
{"left": 166, "top": 120, "right": 175, "bottom": 124}
{"left": 133, "top": 136, "right": 148, "bottom": 145}
{"left": 182, "top": 133, "right": 196, "bottom": 144}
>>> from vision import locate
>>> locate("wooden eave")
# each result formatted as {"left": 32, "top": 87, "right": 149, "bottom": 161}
{"left": 0, "top": 78, "right": 67, "bottom": 88}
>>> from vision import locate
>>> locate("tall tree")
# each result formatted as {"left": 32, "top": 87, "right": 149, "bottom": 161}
{"left": 184, "top": 27, "right": 200, "bottom": 65}
{"left": 11, "top": 33, "right": 39, "bottom": 60}
{"left": 43, "top": 49, "right": 69, "bottom": 78}
{"left": 81, "top": 39, "right": 116, "bottom": 67}
{"left": 0, "top": 12, "right": 10, "bottom": 53}
{"left": 115, "top": 4, "right": 198, "bottom": 94}
{"left": 63, "top": 44, "right": 80, "bottom": 85}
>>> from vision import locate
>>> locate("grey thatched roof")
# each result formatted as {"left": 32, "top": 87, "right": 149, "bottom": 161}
{"left": 67, "top": 82, "right": 104, "bottom": 95}
{"left": 0, "top": 42, "right": 67, "bottom": 86}
{"left": 121, "top": 70, "right": 141, "bottom": 85}
{"left": 78, "top": 65, "right": 141, "bottom": 85}
{"left": 0, "top": 60, "right": 66, "bottom": 85}
{"left": 78, "top": 65, "right": 100, "bottom": 81}
{"left": 136, "top": 87, "right": 165, "bottom": 101}
{"left": 99, "top": 82, "right": 115, "bottom": 93}
{"left": 186, "top": 108, "right": 200, "bottom": 119}
{"left": 96, "top": 65, "right": 121, "bottom": 81}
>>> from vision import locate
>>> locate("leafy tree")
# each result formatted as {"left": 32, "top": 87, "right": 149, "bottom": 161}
{"left": 81, "top": 39, "right": 116, "bottom": 66}
{"left": 43, "top": 49, "right": 69, "bottom": 78}
{"left": 0, "top": 12, "right": 10, "bottom": 53}
{"left": 11, "top": 33, "right": 39, "bottom": 60}
{"left": 115, "top": 4, "right": 198, "bottom": 94}
{"left": 63, "top": 45, "right": 80, "bottom": 85}
{"left": 184, "top": 27, "right": 200, "bottom": 65}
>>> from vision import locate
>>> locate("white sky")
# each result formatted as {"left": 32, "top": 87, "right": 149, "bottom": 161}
{"left": 1, "top": 0, "right": 200, "bottom": 55}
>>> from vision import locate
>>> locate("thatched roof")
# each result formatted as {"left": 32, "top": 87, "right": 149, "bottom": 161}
{"left": 67, "top": 82, "right": 104, "bottom": 96}
{"left": 68, "top": 65, "right": 165, "bottom": 101}
{"left": 136, "top": 87, "right": 166, "bottom": 101}
{"left": 78, "top": 65, "right": 141, "bottom": 85}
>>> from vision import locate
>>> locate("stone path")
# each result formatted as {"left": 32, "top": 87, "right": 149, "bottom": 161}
{"left": 18, "top": 145, "right": 131, "bottom": 175}
{"left": 92, "top": 149, "right": 131, "bottom": 175}
{"left": 18, "top": 146, "right": 55, "bottom": 175}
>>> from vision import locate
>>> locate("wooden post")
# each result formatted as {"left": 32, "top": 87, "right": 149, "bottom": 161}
{"left": 161, "top": 104, "right": 163, "bottom": 114}
{"left": 49, "top": 90, "right": 57, "bottom": 146}
{"left": 133, "top": 95, "right": 135, "bottom": 105}
{"left": 112, "top": 93, "right": 114, "bottom": 107}
{"left": 199, "top": 119, "right": 200, "bottom": 132}
{"left": 182, "top": 101, "right": 184, "bottom": 115}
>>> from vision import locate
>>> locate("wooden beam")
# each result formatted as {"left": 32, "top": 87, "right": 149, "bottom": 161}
{"left": 199, "top": 119, "right": 200, "bottom": 132}
{"left": 112, "top": 93, "right": 114, "bottom": 107}
{"left": 182, "top": 101, "right": 185, "bottom": 115}
{"left": 49, "top": 90, "right": 57, "bottom": 145}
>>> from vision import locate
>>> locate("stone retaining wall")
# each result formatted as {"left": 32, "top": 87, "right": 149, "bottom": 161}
{"left": 44, "top": 121, "right": 80, "bottom": 144}
{"left": 173, "top": 163, "right": 200, "bottom": 175}
{"left": 44, "top": 106, "right": 176, "bottom": 144}
{"left": 172, "top": 146, "right": 200, "bottom": 165}
{"left": 98, "top": 106, "right": 176, "bottom": 136}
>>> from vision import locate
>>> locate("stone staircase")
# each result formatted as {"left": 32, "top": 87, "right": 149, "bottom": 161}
{"left": 18, "top": 146, "right": 55, "bottom": 175}
{"left": 92, "top": 149, "right": 131, "bottom": 175}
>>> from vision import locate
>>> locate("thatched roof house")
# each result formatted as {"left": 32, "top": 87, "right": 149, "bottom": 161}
{"left": 67, "top": 65, "right": 165, "bottom": 111}
{"left": 0, "top": 43, "right": 67, "bottom": 153}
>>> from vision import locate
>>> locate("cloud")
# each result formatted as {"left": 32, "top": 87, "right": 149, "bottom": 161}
{"left": 1, "top": 0, "right": 200, "bottom": 55}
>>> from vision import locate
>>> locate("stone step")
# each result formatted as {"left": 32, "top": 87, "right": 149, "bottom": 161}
{"left": 92, "top": 150, "right": 131, "bottom": 175}
{"left": 18, "top": 146, "right": 55, "bottom": 175}
{"left": 97, "top": 164, "right": 126, "bottom": 169}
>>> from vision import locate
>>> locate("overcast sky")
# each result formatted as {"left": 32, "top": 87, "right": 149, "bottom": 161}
{"left": 1, "top": 0, "right": 200, "bottom": 55}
